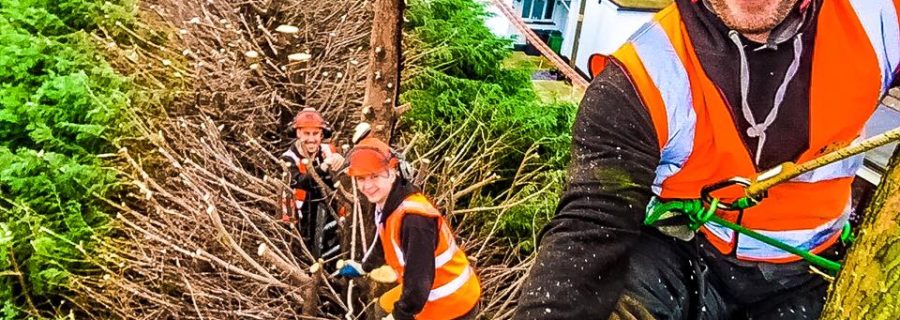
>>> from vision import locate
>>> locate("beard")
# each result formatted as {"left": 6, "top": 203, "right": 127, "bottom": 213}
{"left": 707, "top": 0, "right": 798, "bottom": 36}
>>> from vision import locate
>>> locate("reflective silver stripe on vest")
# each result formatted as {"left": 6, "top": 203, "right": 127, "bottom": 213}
{"left": 428, "top": 266, "right": 473, "bottom": 302}
{"left": 628, "top": 22, "right": 698, "bottom": 195}
{"left": 702, "top": 220, "right": 735, "bottom": 244}
{"left": 849, "top": 0, "right": 900, "bottom": 94}
{"left": 434, "top": 240, "right": 458, "bottom": 268}
{"left": 391, "top": 237, "right": 406, "bottom": 267}
{"left": 282, "top": 149, "right": 300, "bottom": 164}
{"left": 736, "top": 200, "right": 850, "bottom": 260}
{"left": 294, "top": 200, "right": 304, "bottom": 217}
{"left": 703, "top": 198, "right": 850, "bottom": 260}
{"left": 390, "top": 231, "right": 458, "bottom": 269}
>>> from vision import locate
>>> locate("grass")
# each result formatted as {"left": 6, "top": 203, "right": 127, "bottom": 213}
{"left": 533, "top": 80, "right": 584, "bottom": 104}
{"left": 502, "top": 52, "right": 585, "bottom": 104}
{"left": 502, "top": 51, "right": 555, "bottom": 71}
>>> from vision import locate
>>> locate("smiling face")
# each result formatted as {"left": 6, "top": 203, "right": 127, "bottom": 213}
{"left": 355, "top": 169, "right": 396, "bottom": 207}
{"left": 707, "top": 0, "right": 798, "bottom": 38}
{"left": 296, "top": 127, "right": 323, "bottom": 155}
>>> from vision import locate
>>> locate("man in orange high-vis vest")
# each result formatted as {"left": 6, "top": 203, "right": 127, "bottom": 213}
{"left": 280, "top": 108, "right": 345, "bottom": 261}
{"left": 337, "top": 138, "right": 481, "bottom": 320}
{"left": 515, "top": 0, "right": 899, "bottom": 319}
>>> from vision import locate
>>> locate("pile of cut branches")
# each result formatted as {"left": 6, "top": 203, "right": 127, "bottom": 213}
{"left": 71, "top": 0, "right": 373, "bottom": 318}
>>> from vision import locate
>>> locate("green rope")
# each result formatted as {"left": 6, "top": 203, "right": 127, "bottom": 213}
{"left": 688, "top": 198, "right": 718, "bottom": 231}
{"left": 645, "top": 198, "right": 843, "bottom": 274}
{"left": 704, "top": 215, "right": 841, "bottom": 273}
{"left": 841, "top": 222, "right": 855, "bottom": 245}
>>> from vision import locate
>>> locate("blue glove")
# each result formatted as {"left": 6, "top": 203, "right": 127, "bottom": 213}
{"left": 336, "top": 260, "right": 365, "bottom": 278}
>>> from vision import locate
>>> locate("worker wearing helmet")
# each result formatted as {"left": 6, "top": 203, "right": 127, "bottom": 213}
{"left": 280, "top": 107, "right": 345, "bottom": 261}
{"left": 337, "top": 138, "right": 481, "bottom": 320}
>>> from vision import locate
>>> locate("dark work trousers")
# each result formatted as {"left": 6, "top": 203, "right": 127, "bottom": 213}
{"left": 298, "top": 197, "right": 341, "bottom": 263}
{"left": 617, "top": 228, "right": 845, "bottom": 320}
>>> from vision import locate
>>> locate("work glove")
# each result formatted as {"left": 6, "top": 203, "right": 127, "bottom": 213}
{"left": 319, "top": 153, "right": 346, "bottom": 172}
{"left": 336, "top": 259, "right": 365, "bottom": 278}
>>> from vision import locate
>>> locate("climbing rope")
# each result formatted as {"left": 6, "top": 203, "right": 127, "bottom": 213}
{"left": 746, "top": 126, "right": 900, "bottom": 198}
{"left": 646, "top": 126, "right": 900, "bottom": 274}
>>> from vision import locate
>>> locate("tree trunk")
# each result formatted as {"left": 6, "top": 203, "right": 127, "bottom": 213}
{"left": 360, "top": 0, "right": 405, "bottom": 319}
{"left": 362, "top": 0, "right": 404, "bottom": 141}
{"left": 821, "top": 148, "right": 900, "bottom": 319}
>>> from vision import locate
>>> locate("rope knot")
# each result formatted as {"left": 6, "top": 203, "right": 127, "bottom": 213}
{"left": 746, "top": 125, "right": 764, "bottom": 138}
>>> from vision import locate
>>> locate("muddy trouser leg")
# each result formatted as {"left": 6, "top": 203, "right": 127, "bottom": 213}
{"left": 611, "top": 228, "right": 727, "bottom": 320}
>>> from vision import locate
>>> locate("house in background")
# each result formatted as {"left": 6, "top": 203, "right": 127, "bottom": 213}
{"left": 484, "top": 0, "right": 670, "bottom": 76}
{"left": 485, "top": 0, "right": 572, "bottom": 47}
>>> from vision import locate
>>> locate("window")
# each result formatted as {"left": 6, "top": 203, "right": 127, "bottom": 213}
{"left": 521, "top": 0, "right": 555, "bottom": 21}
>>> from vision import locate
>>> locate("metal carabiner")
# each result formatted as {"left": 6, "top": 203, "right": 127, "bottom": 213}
{"left": 700, "top": 177, "right": 764, "bottom": 211}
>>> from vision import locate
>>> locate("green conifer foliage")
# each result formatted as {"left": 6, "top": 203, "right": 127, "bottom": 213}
{"left": 404, "top": 0, "right": 576, "bottom": 167}
{"left": 0, "top": 1, "right": 134, "bottom": 318}
{"left": 403, "top": 0, "right": 577, "bottom": 252}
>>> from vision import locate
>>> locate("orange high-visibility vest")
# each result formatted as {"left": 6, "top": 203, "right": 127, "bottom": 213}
{"left": 379, "top": 193, "right": 481, "bottom": 319}
{"left": 599, "top": 0, "right": 899, "bottom": 262}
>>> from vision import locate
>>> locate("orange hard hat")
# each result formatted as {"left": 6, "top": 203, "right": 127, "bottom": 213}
{"left": 292, "top": 108, "right": 327, "bottom": 129}
{"left": 348, "top": 138, "right": 398, "bottom": 177}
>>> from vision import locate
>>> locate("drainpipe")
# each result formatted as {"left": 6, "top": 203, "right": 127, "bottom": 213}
{"left": 568, "top": 0, "right": 588, "bottom": 69}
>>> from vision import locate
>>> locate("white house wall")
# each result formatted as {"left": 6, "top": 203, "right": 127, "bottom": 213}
{"left": 484, "top": 0, "right": 525, "bottom": 44}
{"left": 551, "top": 0, "right": 571, "bottom": 35}
{"left": 560, "top": 0, "right": 655, "bottom": 75}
